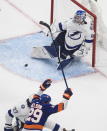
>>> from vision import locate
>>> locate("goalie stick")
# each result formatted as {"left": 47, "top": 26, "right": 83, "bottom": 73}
{"left": 39, "top": 21, "right": 69, "bottom": 89}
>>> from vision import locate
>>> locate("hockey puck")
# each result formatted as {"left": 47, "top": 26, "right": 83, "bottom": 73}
{"left": 24, "top": 64, "right": 28, "bottom": 67}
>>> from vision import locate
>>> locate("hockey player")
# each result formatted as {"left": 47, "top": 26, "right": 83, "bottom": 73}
{"left": 22, "top": 86, "right": 73, "bottom": 131}
{"left": 51, "top": 10, "right": 94, "bottom": 58}
{"left": 31, "top": 10, "right": 94, "bottom": 69}
{"left": 4, "top": 79, "right": 74, "bottom": 131}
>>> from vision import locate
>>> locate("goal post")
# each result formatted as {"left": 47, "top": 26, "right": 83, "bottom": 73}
{"left": 50, "top": 0, "right": 54, "bottom": 25}
{"left": 50, "top": 0, "right": 97, "bottom": 67}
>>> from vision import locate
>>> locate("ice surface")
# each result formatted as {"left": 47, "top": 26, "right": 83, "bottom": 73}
{"left": 0, "top": 32, "right": 95, "bottom": 81}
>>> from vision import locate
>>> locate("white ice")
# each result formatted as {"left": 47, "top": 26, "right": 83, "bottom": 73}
{"left": 0, "top": 0, "right": 107, "bottom": 131}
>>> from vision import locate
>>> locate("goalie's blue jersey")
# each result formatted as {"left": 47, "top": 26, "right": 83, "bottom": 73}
{"left": 23, "top": 95, "right": 64, "bottom": 130}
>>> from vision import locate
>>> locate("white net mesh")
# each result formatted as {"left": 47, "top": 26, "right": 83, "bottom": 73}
{"left": 80, "top": 0, "right": 107, "bottom": 50}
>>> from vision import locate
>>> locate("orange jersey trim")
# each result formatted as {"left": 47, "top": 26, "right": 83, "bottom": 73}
{"left": 24, "top": 124, "right": 44, "bottom": 130}
{"left": 63, "top": 93, "right": 71, "bottom": 99}
{"left": 40, "top": 85, "right": 45, "bottom": 91}
{"left": 58, "top": 103, "right": 64, "bottom": 112}
{"left": 33, "top": 95, "right": 40, "bottom": 99}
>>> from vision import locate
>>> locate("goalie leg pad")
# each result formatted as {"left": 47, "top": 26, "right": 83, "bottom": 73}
{"left": 31, "top": 46, "right": 53, "bottom": 59}
{"left": 31, "top": 46, "right": 59, "bottom": 59}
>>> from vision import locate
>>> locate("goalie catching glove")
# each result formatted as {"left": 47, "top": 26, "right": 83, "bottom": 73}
{"left": 40, "top": 79, "right": 52, "bottom": 91}
{"left": 63, "top": 88, "right": 73, "bottom": 100}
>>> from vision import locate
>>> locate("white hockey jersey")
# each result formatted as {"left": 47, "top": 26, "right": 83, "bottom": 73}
{"left": 51, "top": 18, "right": 94, "bottom": 51}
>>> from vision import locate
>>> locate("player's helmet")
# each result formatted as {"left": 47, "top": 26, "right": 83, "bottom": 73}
{"left": 40, "top": 94, "right": 51, "bottom": 104}
{"left": 73, "top": 10, "right": 86, "bottom": 24}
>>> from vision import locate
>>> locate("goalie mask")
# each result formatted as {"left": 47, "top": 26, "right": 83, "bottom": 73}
{"left": 73, "top": 10, "right": 86, "bottom": 24}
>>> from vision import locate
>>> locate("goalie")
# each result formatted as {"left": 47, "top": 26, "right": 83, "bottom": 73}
{"left": 31, "top": 10, "right": 94, "bottom": 69}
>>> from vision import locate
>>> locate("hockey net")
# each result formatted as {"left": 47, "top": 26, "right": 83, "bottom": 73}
{"left": 50, "top": 0, "right": 97, "bottom": 67}
{"left": 8, "top": 0, "right": 107, "bottom": 68}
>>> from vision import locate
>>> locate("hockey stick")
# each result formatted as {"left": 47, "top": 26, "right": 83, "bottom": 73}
{"left": 39, "top": 21, "right": 69, "bottom": 89}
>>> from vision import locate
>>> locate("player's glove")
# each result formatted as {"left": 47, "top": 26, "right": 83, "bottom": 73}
{"left": 4, "top": 124, "right": 13, "bottom": 131}
{"left": 40, "top": 79, "right": 52, "bottom": 91}
{"left": 63, "top": 88, "right": 73, "bottom": 100}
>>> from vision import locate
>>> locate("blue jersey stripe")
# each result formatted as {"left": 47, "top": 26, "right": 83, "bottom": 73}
{"left": 65, "top": 43, "right": 82, "bottom": 50}
{"left": 85, "top": 39, "right": 93, "bottom": 43}
{"left": 59, "top": 23, "right": 65, "bottom": 31}
{"left": 8, "top": 110, "right": 14, "bottom": 118}
{"left": 53, "top": 124, "right": 60, "bottom": 131}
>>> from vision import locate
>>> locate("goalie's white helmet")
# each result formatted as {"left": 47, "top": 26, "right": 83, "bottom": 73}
{"left": 73, "top": 10, "right": 86, "bottom": 24}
